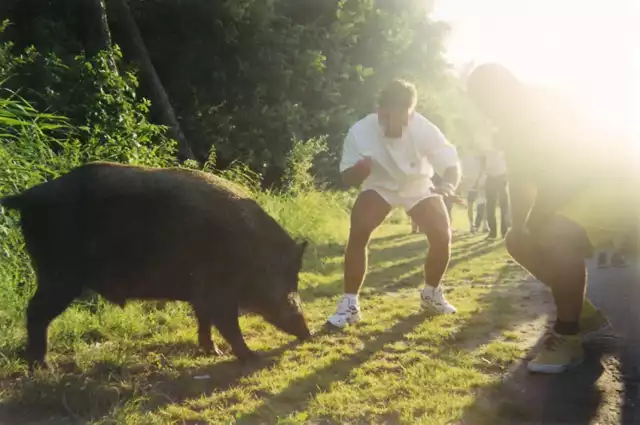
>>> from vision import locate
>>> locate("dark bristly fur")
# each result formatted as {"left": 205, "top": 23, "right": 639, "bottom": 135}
{"left": 0, "top": 161, "right": 311, "bottom": 371}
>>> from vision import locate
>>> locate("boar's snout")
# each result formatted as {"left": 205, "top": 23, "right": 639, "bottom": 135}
{"left": 280, "top": 306, "right": 312, "bottom": 341}
{"left": 260, "top": 291, "right": 312, "bottom": 341}
{"left": 295, "top": 317, "right": 312, "bottom": 341}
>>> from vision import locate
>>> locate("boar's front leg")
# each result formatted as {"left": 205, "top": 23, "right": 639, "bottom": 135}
{"left": 25, "top": 285, "right": 79, "bottom": 371}
{"left": 210, "top": 302, "right": 257, "bottom": 362}
{"left": 192, "top": 304, "right": 223, "bottom": 356}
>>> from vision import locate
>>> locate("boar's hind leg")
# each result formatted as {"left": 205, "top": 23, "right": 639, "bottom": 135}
{"left": 210, "top": 304, "right": 256, "bottom": 362}
{"left": 25, "top": 286, "right": 79, "bottom": 370}
{"left": 192, "top": 305, "right": 224, "bottom": 356}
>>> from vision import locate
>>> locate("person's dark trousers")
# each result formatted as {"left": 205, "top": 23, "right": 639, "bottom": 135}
{"left": 485, "top": 174, "right": 510, "bottom": 238}
{"left": 474, "top": 202, "right": 485, "bottom": 229}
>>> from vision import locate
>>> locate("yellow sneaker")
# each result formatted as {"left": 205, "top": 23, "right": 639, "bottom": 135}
{"left": 527, "top": 330, "right": 584, "bottom": 374}
{"left": 579, "top": 299, "right": 610, "bottom": 336}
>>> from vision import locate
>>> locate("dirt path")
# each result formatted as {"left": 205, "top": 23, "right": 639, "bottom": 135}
{"left": 463, "top": 256, "right": 639, "bottom": 425}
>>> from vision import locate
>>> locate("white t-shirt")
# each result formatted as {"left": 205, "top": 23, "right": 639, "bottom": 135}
{"left": 339, "top": 112, "right": 459, "bottom": 198}
{"left": 460, "top": 154, "right": 484, "bottom": 192}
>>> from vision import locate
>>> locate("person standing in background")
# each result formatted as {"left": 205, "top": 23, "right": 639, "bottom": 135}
{"left": 462, "top": 152, "right": 487, "bottom": 233}
{"left": 470, "top": 172, "right": 489, "bottom": 233}
{"left": 483, "top": 142, "right": 511, "bottom": 239}
{"left": 596, "top": 233, "right": 630, "bottom": 268}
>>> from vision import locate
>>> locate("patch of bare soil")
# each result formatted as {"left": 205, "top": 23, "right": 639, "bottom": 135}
{"left": 461, "top": 277, "right": 624, "bottom": 425}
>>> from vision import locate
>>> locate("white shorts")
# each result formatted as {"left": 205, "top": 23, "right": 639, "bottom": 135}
{"left": 364, "top": 187, "right": 440, "bottom": 212}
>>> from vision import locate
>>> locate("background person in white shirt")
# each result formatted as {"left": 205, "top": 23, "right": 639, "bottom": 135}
{"left": 326, "top": 79, "right": 462, "bottom": 329}
{"left": 483, "top": 141, "right": 511, "bottom": 239}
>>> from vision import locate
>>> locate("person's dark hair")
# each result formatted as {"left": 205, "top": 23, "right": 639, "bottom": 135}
{"left": 466, "top": 62, "right": 521, "bottom": 101}
{"left": 378, "top": 79, "right": 418, "bottom": 111}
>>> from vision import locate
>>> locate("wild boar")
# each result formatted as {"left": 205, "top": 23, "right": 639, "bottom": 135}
{"left": 0, "top": 161, "right": 312, "bottom": 370}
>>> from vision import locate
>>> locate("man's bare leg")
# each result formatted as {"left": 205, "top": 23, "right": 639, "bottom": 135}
{"left": 326, "top": 190, "right": 391, "bottom": 328}
{"left": 409, "top": 195, "right": 456, "bottom": 314}
{"left": 505, "top": 216, "right": 605, "bottom": 334}
{"left": 505, "top": 215, "right": 597, "bottom": 373}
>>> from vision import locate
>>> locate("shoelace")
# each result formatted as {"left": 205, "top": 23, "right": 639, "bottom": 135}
{"left": 338, "top": 299, "right": 358, "bottom": 313}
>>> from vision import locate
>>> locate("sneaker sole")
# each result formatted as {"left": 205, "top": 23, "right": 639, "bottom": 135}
{"left": 325, "top": 315, "right": 362, "bottom": 330}
{"left": 527, "top": 356, "right": 584, "bottom": 374}
{"left": 420, "top": 302, "right": 456, "bottom": 315}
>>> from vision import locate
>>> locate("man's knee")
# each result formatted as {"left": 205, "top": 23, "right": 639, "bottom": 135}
{"left": 348, "top": 193, "right": 389, "bottom": 245}
{"left": 538, "top": 215, "right": 592, "bottom": 256}
{"left": 507, "top": 214, "right": 592, "bottom": 260}
{"left": 505, "top": 230, "right": 530, "bottom": 261}
{"left": 427, "top": 226, "right": 451, "bottom": 252}
{"left": 349, "top": 220, "right": 377, "bottom": 245}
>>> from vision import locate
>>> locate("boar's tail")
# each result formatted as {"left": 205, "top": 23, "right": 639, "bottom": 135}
{"left": 0, "top": 194, "right": 25, "bottom": 211}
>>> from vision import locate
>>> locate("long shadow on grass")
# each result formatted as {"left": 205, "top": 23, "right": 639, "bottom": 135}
{"left": 0, "top": 239, "right": 514, "bottom": 424}
{"left": 365, "top": 241, "right": 506, "bottom": 296}
{"left": 304, "top": 231, "right": 488, "bottom": 280}
{"left": 0, "top": 339, "right": 302, "bottom": 424}
{"left": 301, "top": 236, "right": 503, "bottom": 300}
{"left": 234, "top": 264, "right": 559, "bottom": 423}
{"left": 460, "top": 289, "right": 616, "bottom": 424}
{"left": 461, "top": 334, "right": 611, "bottom": 425}
{"left": 462, "top": 257, "right": 640, "bottom": 425}
{"left": 234, "top": 310, "right": 435, "bottom": 424}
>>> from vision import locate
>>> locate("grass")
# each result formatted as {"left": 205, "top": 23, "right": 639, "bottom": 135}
{"left": 0, "top": 204, "right": 540, "bottom": 425}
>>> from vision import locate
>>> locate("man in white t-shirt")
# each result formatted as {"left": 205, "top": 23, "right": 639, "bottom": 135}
{"left": 326, "top": 79, "right": 462, "bottom": 328}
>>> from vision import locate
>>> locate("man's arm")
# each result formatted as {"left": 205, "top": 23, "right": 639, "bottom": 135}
{"left": 420, "top": 120, "right": 461, "bottom": 194}
{"left": 438, "top": 163, "right": 462, "bottom": 194}
{"left": 339, "top": 129, "right": 370, "bottom": 188}
{"left": 341, "top": 159, "right": 371, "bottom": 188}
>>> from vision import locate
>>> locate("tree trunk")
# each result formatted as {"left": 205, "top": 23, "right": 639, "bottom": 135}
{"left": 80, "top": 0, "right": 114, "bottom": 63}
{"left": 107, "top": 0, "right": 196, "bottom": 161}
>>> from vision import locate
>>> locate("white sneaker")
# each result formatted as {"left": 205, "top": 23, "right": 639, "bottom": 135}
{"left": 420, "top": 285, "right": 457, "bottom": 315}
{"left": 326, "top": 296, "right": 362, "bottom": 328}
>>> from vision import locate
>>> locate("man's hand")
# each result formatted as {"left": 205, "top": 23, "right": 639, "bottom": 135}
{"left": 432, "top": 181, "right": 456, "bottom": 197}
{"left": 433, "top": 178, "right": 466, "bottom": 206}
{"left": 354, "top": 157, "right": 373, "bottom": 176}
{"left": 341, "top": 156, "right": 373, "bottom": 188}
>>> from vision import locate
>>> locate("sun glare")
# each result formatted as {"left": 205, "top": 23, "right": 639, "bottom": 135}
{"left": 434, "top": 0, "right": 639, "bottom": 137}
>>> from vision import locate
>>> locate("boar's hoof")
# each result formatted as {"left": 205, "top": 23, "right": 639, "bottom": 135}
{"left": 297, "top": 331, "right": 313, "bottom": 341}
{"left": 27, "top": 359, "right": 50, "bottom": 374}
{"left": 205, "top": 344, "right": 224, "bottom": 357}
{"left": 199, "top": 342, "right": 224, "bottom": 357}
